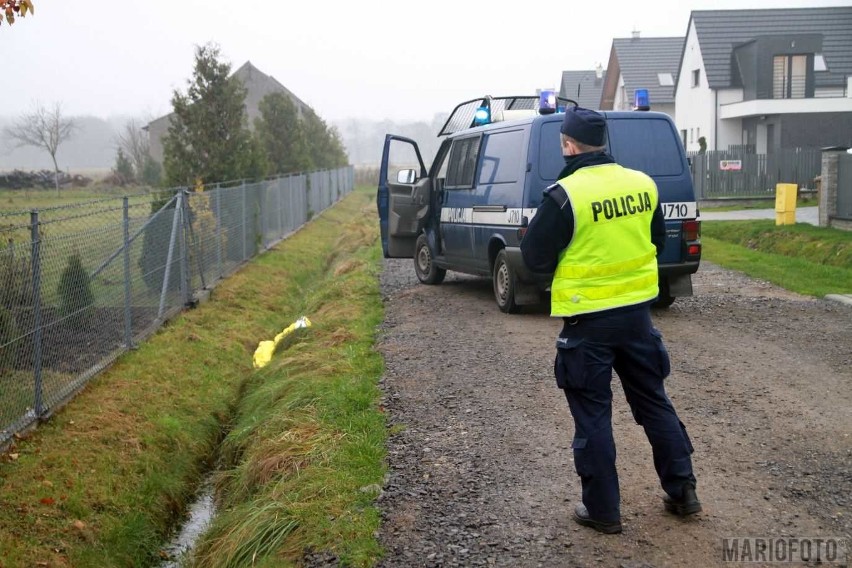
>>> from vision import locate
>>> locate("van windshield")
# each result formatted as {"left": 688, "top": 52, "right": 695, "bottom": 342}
{"left": 537, "top": 117, "right": 685, "bottom": 181}
{"left": 606, "top": 118, "right": 684, "bottom": 177}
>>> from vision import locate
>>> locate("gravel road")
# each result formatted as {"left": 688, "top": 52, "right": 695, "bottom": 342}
{"left": 375, "top": 259, "right": 851, "bottom": 568}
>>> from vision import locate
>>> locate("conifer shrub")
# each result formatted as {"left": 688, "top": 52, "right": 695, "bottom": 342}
{"left": 57, "top": 253, "right": 95, "bottom": 328}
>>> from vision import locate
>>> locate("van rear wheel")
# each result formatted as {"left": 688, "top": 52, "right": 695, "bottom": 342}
{"left": 414, "top": 234, "right": 446, "bottom": 285}
{"left": 493, "top": 249, "right": 521, "bottom": 313}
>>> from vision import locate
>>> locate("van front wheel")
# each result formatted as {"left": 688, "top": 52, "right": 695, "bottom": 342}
{"left": 414, "top": 234, "right": 446, "bottom": 285}
{"left": 493, "top": 250, "right": 521, "bottom": 313}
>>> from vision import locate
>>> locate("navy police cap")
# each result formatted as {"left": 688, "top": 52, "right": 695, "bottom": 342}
{"left": 560, "top": 106, "right": 606, "bottom": 147}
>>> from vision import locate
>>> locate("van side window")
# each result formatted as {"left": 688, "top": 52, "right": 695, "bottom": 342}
{"left": 445, "top": 136, "right": 481, "bottom": 189}
{"left": 538, "top": 121, "right": 566, "bottom": 182}
{"left": 478, "top": 130, "right": 524, "bottom": 185}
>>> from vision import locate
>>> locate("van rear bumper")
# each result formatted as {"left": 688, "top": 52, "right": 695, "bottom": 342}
{"left": 659, "top": 260, "right": 701, "bottom": 276}
{"left": 510, "top": 249, "right": 700, "bottom": 285}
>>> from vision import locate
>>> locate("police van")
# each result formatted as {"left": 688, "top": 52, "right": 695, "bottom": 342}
{"left": 377, "top": 95, "right": 701, "bottom": 313}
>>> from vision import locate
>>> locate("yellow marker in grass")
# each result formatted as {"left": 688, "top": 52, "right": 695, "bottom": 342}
{"left": 252, "top": 316, "right": 312, "bottom": 369}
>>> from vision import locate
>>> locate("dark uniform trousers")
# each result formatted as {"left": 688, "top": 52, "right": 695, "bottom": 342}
{"left": 554, "top": 304, "right": 696, "bottom": 523}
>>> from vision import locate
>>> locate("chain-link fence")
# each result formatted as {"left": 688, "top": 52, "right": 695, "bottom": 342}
{"left": 0, "top": 167, "right": 353, "bottom": 445}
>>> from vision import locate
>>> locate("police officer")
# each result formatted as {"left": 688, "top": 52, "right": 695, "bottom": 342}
{"left": 520, "top": 107, "right": 700, "bottom": 534}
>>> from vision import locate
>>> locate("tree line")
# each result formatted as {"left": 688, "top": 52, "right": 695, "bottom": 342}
{"left": 162, "top": 43, "right": 348, "bottom": 188}
{"left": 3, "top": 42, "right": 348, "bottom": 193}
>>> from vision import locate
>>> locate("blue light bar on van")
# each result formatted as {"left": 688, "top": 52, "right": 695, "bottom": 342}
{"left": 539, "top": 90, "right": 557, "bottom": 114}
{"left": 474, "top": 106, "right": 491, "bottom": 125}
{"left": 633, "top": 89, "right": 650, "bottom": 111}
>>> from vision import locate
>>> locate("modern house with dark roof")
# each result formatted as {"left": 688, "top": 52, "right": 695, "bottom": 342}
{"left": 599, "top": 33, "right": 684, "bottom": 118}
{"left": 558, "top": 65, "right": 607, "bottom": 109}
{"left": 674, "top": 7, "right": 852, "bottom": 153}
{"left": 146, "top": 61, "right": 311, "bottom": 164}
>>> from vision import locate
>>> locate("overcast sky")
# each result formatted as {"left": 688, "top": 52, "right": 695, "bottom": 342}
{"left": 3, "top": 0, "right": 849, "bottom": 124}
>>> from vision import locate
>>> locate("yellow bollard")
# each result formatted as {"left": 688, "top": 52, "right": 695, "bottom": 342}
{"left": 775, "top": 183, "right": 797, "bottom": 226}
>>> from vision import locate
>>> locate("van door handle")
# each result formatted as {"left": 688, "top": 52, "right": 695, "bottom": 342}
{"left": 473, "top": 205, "right": 507, "bottom": 212}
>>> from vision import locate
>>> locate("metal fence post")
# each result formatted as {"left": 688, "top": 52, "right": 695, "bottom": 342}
{"left": 275, "top": 178, "right": 284, "bottom": 239}
{"left": 30, "top": 210, "right": 43, "bottom": 417}
{"left": 241, "top": 181, "right": 247, "bottom": 261}
{"left": 122, "top": 197, "right": 133, "bottom": 349}
{"left": 215, "top": 187, "right": 222, "bottom": 279}
{"left": 258, "top": 182, "right": 266, "bottom": 249}
{"left": 158, "top": 192, "right": 183, "bottom": 319}
{"left": 179, "top": 191, "right": 189, "bottom": 306}
{"left": 288, "top": 176, "right": 295, "bottom": 231}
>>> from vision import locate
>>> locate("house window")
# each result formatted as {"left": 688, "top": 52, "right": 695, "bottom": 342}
{"left": 658, "top": 73, "right": 674, "bottom": 86}
{"left": 689, "top": 128, "right": 694, "bottom": 144}
{"left": 691, "top": 69, "right": 700, "bottom": 87}
{"left": 815, "top": 54, "right": 827, "bottom": 72}
{"left": 681, "top": 129, "right": 687, "bottom": 148}
{"left": 773, "top": 55, "right": 807, "bottom": 99}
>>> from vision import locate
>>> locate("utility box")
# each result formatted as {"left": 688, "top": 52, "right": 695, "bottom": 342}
{"left": 775, "top": 183, "right": 797, "bottom": 225}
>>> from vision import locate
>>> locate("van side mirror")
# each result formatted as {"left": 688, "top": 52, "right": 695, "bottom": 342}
{"left": 397, "top": 169, "right": 417, "bottom": 184}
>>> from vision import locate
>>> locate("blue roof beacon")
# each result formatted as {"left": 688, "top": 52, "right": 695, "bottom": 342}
{"left": 473, "top": 105, "right": 491, "bottom": 125}
{"left": 539, "top": 89, "right": 557, "bottom": 114}
{"left": 633, "top": 89, "right": 650, "bottom": 111}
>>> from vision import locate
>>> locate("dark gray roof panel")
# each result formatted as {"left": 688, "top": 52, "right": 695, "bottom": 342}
{"left": 692, "top": 7, "right": 852, "bottom": 89}
{"left": 559, "top": 70, "right": 607, "bottom": 109}
{"left": 612, "top": 37, "right": 684, "bottom": 104}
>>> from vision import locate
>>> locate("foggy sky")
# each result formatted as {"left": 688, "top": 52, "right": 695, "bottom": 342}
{"left": 3, "top": 0, "right": 848, "bottom": 125}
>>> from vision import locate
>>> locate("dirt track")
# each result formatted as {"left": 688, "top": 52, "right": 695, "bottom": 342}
{"left": 375, "top": 260, "right": 851, "bottom": 567}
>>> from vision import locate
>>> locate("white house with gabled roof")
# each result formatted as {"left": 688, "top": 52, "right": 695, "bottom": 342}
{"left": 674, "top": 7, "right": 852, "bottom": 154}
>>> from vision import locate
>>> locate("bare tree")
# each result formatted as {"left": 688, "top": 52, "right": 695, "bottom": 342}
{"left": 3, "top": 102, "right": 76, "bottom": 195}
{"left": 116, "top": 118, "right": 150, "bottom": 182}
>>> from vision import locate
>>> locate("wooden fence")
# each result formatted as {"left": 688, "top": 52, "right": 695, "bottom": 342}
{"left": 688, "top": 150, "right": 822, "bottom": 199}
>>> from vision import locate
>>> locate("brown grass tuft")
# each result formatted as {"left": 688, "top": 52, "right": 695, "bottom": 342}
{"left": 333, "top": 259, "right": 363, "bottom": 277}
{"left": 243, "top": 423, "right": 322, "bottom": 487}
{"left": 328, "top": 327, "right": 357, "bottom": 346}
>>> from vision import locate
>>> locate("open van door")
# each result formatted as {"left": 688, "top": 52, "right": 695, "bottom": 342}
{"left": 377, "top": 134, "right": 430, "bottom": 258}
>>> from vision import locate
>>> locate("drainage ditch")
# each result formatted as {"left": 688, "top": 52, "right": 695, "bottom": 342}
{"left": 159, "top": 480, "right": 217, "bottom": 566}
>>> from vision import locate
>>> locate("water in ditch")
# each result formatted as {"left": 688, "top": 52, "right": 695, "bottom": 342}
{"left": 159, "top": 481, "right": 217, "bottom": 567}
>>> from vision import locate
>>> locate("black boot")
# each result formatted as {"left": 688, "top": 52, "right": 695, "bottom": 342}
{"left": 663, "top": 483, "right": 702, "bottom": 516}
{"left": 572, "top": 504, "right": 623, "bottom": 534}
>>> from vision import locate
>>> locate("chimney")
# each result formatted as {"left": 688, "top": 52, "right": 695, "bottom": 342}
{"left": 595, "top": 63, "right": 604, "bottom": 79}
{"left": 632, "top": 29, "right": 640, "bottom": 40}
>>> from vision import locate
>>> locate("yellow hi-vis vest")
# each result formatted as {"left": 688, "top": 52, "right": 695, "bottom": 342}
{"left": 551, "top": 163, "right": 660, "bottom": 317}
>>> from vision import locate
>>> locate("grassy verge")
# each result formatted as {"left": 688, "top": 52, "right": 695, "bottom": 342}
{"left": 701, "top": 220, "right": 852, "bottom": 296}
{"left": 701, "top": 197, "right": 817, "bottom": 211}
{"left": 0, "top": 186, "right": 386, "bottom": 567}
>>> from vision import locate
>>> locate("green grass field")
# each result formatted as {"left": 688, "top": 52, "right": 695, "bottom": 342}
{"left": 0, "top": 186, "right": 153, "bottom": 212}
